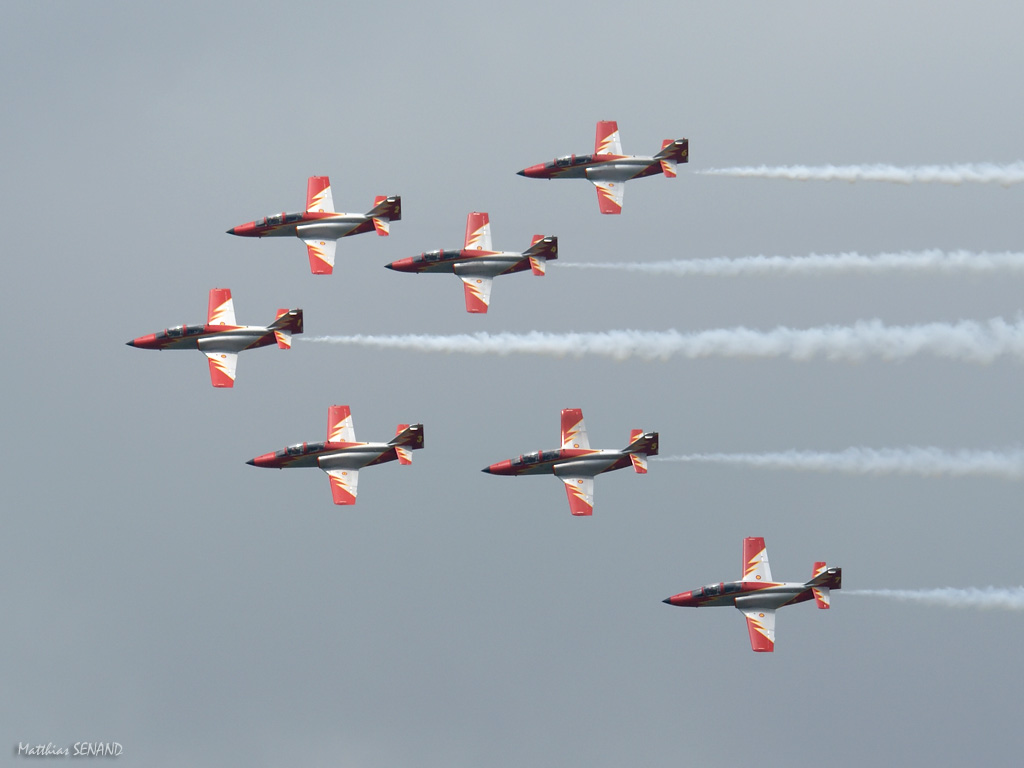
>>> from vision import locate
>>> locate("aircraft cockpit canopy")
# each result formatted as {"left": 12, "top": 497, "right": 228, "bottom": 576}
{"left": 159, "top": 325, "right": 205, "bottom": 340}
{"left": 550, "top": 154, "right": 592, "bottom": 168}
{"left": 512, "top": 451, "right": 543, "bottom": 467}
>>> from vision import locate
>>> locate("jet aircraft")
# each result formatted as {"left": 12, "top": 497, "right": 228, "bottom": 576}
{"left": 247, "top": 405, "right": 424, "bottom": 505}
{"left": 482, "top": 408, "right": 658, "bottom": 516}
{"left": 227, "top": 176, "right": 401, "bottom": 275}
{"left": 385, "top": 212, "right": 557, "bottom": 313}
{"left": 126, "top": 288, "right": 302, "bottom": 388}
{"left": 517, "top": 121, "right": 688, "bottom": 214}
{"left": 662, "top": 537, "right": 842, "bottom": 652}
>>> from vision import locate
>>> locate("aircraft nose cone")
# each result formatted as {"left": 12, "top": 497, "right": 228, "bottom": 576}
{"left": 125, "top": 339, "right": 135, "bottom": 347}
{"left": 662, "top": 598, "right": 673, "bottom": 604}
{"left": 246, "top": 458, "right": 256, "bottom": 466}
{"left": 516, "top": 169, "right": 526, "bottom": 177}
{"left": 481, "top": 466, "right": 492, "bottom": 473}
{"left": 384, "top": 262, "right": 395, "bottom": 270}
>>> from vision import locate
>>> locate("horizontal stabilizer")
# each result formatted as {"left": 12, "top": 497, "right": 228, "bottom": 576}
{"left": 630, "top": 454, "right": 648, "bottom": 474}
{"left": 373, "top": 217, "right": 389, "bottom": 236}
{"left": 813, "top": 587, "right": 831, "bottom": 609}
{"left": 660, "top": 159, "right": 677, "bottom": 178}
{"left": 274, "top": 331, "right": 291, "bottom": 349}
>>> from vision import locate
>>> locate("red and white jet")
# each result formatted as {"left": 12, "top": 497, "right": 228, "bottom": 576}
{"left": 482, "top": 408, "right": 658, "bottom": 516}
{"left": 227, "top": 176, "right": 401, "bottom": 275}
{"left": 518, "top": 121, "right": 688, "bottom": 214}
{"left": 247, "top": 405, "right": 424, "bottom": 505}
{"left": 385, "top": 212, "right": 557, "bottom": 313}
{"left": 126, "top": 288, "right": 302, "bottom": 388}
{"left": 663, "top": 537, "right": 842, "bottom": 653}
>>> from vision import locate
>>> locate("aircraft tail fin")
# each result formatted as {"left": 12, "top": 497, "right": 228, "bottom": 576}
{"left": 389, "top": 423, "right": 424, "bottom": 464}
{"left": 524, "top": 235, "right": 557, "bottom": 275}
{"left": 368, "top": 195, "right": 402, "bottom": 235}
{"left": 623, "top": 430, "right": 658, "bottom": 473}
{"left": 808, "top": 562, "right": 841, "bottom": 608}
{"left": 270, "top": 308, "right": 303, "bottom": 348}
{"left": 655, "top": 138, "right": 689, "bottom": 171}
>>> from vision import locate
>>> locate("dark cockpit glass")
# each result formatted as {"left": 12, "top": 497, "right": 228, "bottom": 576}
{"left": 286, "top": 443, "right": 306, "bottom": 456}
{"left": 723, "top": 582, "right": 742, "bottom": 594}
{"left": 267, "top": 214, "right": 284, "bottom": 226}
{"left": 523, "top": 452, "right": 540, "bottom": 464}
{"left": 574, "top": 154, "right": 592, "bottom": 164}
{"left": 691, "top": 587, "right": 704, "bottom": 598}
{"left": 424, "top": 250, "right": 441, "bottom": 262}
{"left": 167, "top": 325, "right": 184, "bottom": 338}
{"left": 554, "top": 155, "right": 573, "bottom": 167}
{"left": 540, "top": 450, "right": 560, "bottom": 462}
{"left": 284, "top": 213, "right": 303, "bottom": 223}
{"left": 703, "top": 583, "right": 721, "bottom": 597}
{"left": 275, "top": 449, "right": 288, "bottom": 459}
{"left": 306, "top": 442, "right": 326, "bottom": 453}
{"left": 186, "top": 326, "right": 204, "bottom": 336}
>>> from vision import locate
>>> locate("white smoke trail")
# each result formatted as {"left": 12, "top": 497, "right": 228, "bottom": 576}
{"left": 845, "top": 587, "right": 1024, "bottom": 611}
{"left": 303, "top": 317, "right": 1024, "bottom": 363}
{"left": 556, "top": 250, "right": 1024, "bottom": 277}
{"left": 697, "top": 162, "right": 1024, "bottom": 185}
{"left": 654, "top": 447, "right": 1024, "bottom": 479}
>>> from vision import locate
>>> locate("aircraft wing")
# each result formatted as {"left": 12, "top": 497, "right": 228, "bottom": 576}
{"left": 742, "top": 537, "right": 773, "bottom": 583}
{"left": 595, "top": 120, "right": 622, "bottom": 156}
{"left": 459, "top": 275, "right": 493, "bottom": 314}
{"left": 306, "top": 176, "right": 335, "bottom": 213}
{"left": 323, "top": 467, "right": 359, "bottom": 505}
{"left": 207, "top": 288, "right": 236, "bottom": 326}
{"left": 327, "top": 405, "right": 356, "bottom": 443}
{"left": 591, "top": 179, "right": 624, "bottom": 215}
{"left": 560, "top": 408, "right": 590, "bottom": 450}
{"left": 560, "top": 476, "right": 594, "bottom": 516}
{"left": 464, "top": 212, "right": 493, "bottom": 252}
{"left": 304, "top": 238, "right": 337, "bottom": 275}
{"left": 739, "top": 606, "right": 776, "bottom": 652}
{"left": 204, "top": 351, "right": 237, "bottom": 388}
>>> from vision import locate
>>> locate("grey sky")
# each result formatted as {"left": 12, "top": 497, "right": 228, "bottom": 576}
{"left": 3, "top": 2, "right": 1023, "bottom": 766}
